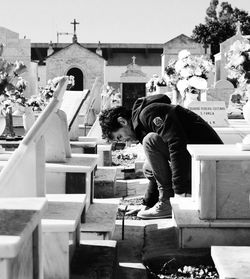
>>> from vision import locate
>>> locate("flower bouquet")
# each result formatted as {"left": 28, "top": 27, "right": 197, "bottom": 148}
{"left": 39, "top": 75, "right": 75, "bottom": 103}
{"left": 146, "top": 74, "right": 167, "bottom": 95}
{"left": 165, "top": 50, "right": 214, "bottom": 106}
{"left": 0, "top": 45, "right": 28, "bottom": 137}
{"left": 101, "top": 85, "right": 121, "bottom": 110}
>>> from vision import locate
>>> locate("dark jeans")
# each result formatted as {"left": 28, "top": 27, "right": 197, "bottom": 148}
{"left": 142, "top": 133, "right": 177, "bottom": 207}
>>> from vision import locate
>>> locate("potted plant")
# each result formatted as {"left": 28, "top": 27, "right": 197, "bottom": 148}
{"left": 165, "top": 50, "right": 214, "bottom": 107}
{"left": 0, "top": 44, "right": 28, "bottom": 139}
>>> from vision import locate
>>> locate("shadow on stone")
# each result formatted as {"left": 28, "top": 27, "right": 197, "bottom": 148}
{"left": 71, "top": 242, "right": 118, "bottom": 279}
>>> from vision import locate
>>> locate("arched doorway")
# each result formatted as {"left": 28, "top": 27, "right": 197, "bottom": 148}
{"left": 66, "top": 67, "right": 84, "bottom": 91}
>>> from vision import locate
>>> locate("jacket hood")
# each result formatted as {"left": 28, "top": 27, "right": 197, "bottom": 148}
{"left": 131, "top": 93, "right": 171, "bottom": 132}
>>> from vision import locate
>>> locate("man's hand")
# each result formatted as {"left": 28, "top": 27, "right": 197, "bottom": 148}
{"left": 125, "top": 205, "right": 148, "bottom": 215}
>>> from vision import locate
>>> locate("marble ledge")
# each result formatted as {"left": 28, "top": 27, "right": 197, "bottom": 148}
{"left": 46, "top": 155, "right": 98, "bottom": 173}
{"left": 46, "top": 193, "right": 86, "bottom": 203}
{"left": 187, "top": 144, "right": 250, "bottom": 160}
{"left": 0, "top": 197, "right": 47, "bottom": 211}
{"left": 70, "top": 141, "right": 97, "bottom": 147}
{"left": 42, "top": 201, "right": 84, "bottom": 232}
{"left": 0, "top": 208, "right": 45, "bottom": 258}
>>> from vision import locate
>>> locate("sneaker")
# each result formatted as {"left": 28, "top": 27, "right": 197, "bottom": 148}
{"left": 137, "top": 200, "right": 172, "bottom": 219}
{"left": 125, "top": 205, "right": 149, "bottom": 216}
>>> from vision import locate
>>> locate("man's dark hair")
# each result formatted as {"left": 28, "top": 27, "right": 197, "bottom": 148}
{"left": 99, "top": 106, "right": 132, "bottom": 140}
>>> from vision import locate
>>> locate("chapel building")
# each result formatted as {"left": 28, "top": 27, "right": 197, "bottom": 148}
{"left": 0, "top": 25, "right": 208, "bottom": 108}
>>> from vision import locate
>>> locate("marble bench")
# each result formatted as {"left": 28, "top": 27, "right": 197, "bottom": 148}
{"left": 46, "top": 154, "right": 98, "bottom": 212}
{"left": 211, "top": 246, "right": 250, "bottom": 279}
{"left": 187, "top": 144, "right": 250, "bottom": 219}
{"left": 42, "top": 194, "right": 86, "bottom": 279}
{"left": 214, "top": 119, "right": 250, "bottom": 144}
{"left": 0, "top": 197, "right": 47, "bottom": 279}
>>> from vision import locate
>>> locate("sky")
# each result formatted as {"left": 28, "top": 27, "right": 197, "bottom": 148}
{"left": 2, "top": 0, "right": 250, "bottom": 44}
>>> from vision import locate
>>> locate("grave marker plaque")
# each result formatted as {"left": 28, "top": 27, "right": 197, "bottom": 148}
{"left": 187, "top": 101, "right": 229, "bottom": 127}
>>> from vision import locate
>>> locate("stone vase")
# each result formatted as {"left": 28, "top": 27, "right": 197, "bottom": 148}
{"left": 12, "top": 106, "right": 25, "bottom": 116}
{"left": 0, "top": 114, "right": 6, "bottom": 137}
{"left": 243, "top": 100, "right": 250, "bottom": 124}
{"left": 3, "top": 107, "right": 15, "bottom": 137}
{"left": 23, "top": 107, "right": 36, "bottom": 134}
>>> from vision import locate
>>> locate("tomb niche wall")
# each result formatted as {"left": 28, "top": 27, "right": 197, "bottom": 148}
{"left": 162, "top": 34, "right": 214, "bottom": 88}
{"left": 162, "top": 34, "right": 208, "bottom": 67}
{"left": 46, "top": 43, "right": 105, "bottom": 92}
{"left": 217, "top": 32, "right": 249, "bottom": 81}
{"left": 0, "top": 26, "right": 35, "bottom": 97}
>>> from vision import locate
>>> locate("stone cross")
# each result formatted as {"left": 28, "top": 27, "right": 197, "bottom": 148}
{"left": 71, "top": 19, "right": 79, "bottom": 35}
{"left": 132, "top": 56, "right": 136, "bottom": 65}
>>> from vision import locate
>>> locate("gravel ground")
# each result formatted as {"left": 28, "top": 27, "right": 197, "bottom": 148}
{"left": 117, "top": 197, "right": 144, "bottom": 220}
{"left": 146, "top": 260, "right": 219, "bottom": 279}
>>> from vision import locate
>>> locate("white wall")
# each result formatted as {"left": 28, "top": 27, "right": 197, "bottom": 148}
{"left": 105, "top": 65, "right": 162, "bottom": 83}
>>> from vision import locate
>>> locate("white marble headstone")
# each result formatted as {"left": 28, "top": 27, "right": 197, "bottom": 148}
{"left": 187, "top": 101, "right": 229, "bottom": 127}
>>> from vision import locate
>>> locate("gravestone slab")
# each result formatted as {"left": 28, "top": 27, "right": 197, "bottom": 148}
{"left": 208, "top": 80, "right": 235, "bottom": 107}
{"left": 187, "top": 101, "right": 228, "bottom": 127}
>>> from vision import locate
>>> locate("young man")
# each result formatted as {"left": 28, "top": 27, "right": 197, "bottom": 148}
{"left": 99, "top": 94, "right": 223, "bottom": 219}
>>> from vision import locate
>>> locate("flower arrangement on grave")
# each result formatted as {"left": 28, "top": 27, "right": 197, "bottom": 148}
{"left": 101, "top": 85, "right": 121, "bottom": 110}
{"left": 33, "top": 75, "right": 75, "bottom": 112}
{"left": 146, "top": 74, "right": 167, "bottom": 93}
{"left": 164, "top": 49, "right": 214, "bottom": 106}
{"left": 225, "top": 40, "right": 250, "bottom": 101}
{"left": 0, "top": 46, "right": 28, "bottom": 137}
{"left": 0, "top": 59, "right": 27, "bottom": 114}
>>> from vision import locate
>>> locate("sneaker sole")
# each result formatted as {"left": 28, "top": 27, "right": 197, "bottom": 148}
{"left": 137, "top": 214, "right": 172, "bottom": 219}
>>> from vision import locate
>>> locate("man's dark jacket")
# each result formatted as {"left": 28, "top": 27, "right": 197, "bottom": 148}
{"left": 131, "top": 94, "right": 223, "bottom": 194}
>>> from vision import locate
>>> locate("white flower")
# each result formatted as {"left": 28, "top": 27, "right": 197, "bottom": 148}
{"left": 180, "top": 67, "right": 193, "bottom": 78}
{"left": 175, "top": 60, "right": 186, "bottom": 73}
{"left": 188, "top": 76, "right": 207, "bottom": 90}
{"left": 194, "top": 67, "right": 202, "bottom": 76}
{"left": 178, "top": 49, "right": 191, "bottom": 60}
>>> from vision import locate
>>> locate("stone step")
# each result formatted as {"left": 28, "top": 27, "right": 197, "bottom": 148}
{"left": 97, "top": 144, "right": 112, "bottom": 166}
{"left": 142, "top": 219, "right": 212, "bottom": 275}
{"left": 116, "top": 178, "right": 148, "bottom": 197}
{"left": 70, "top": 240, "right": 118, "bottom": 279}
{"left": 211, "top": 246, "right": 250, "bottom": 279}
{"left": 70, "top": 141, "right": 97, "bottom": 154}
{"left": 94, "top": 165, "right": 148, "bottom": 198}
{"left": 94, "top": 167, "right": 117, "bottom": 198}
{"left": 116, "top": 165, "right": 145, "bottom": 180}
{"left": 171, "top": 197, "right": 250, "bottom": 248}
{"left": 81, "top": 198, "right": 119, "bottom": 240}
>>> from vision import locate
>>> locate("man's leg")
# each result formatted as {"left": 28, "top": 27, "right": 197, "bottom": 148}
{"left": 138, "top": 133, "right": 174, "bottom": 219}
{"left": 143, "top": 132, "right": 174, "bottom": 201}
{"left": 142, "top": 160, "right": 159, "bottom": 208}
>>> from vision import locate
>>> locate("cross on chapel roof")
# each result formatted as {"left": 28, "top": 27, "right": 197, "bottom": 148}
{"left": 71, "top": 19, "right": 79, "bottom": 43}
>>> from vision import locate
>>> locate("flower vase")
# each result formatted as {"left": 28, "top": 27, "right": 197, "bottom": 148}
{"left": 243, "top": 101, "right": 250, "bottom": 124}
{"left": 23, "top": 107, "right": 35, "bottom": 134}
{"left": 3, "top": 107, "right": 15, "bottom": 138}
{"left": 183, "top": 93, "right": 199, "bottom": 108}
{"left": 156, "top": 85, "right": 167, "bottom": 95}
{"left": 12, "top": 106, "right": 25, "bottom": 116}
{"left": 0, "top": 115, "right": 6, "bottom": 137}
